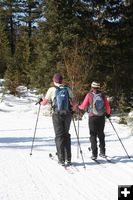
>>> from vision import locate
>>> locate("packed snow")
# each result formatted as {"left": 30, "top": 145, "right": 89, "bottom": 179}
{"left": 0, "top": 87, "right": 133, "bottom": 200}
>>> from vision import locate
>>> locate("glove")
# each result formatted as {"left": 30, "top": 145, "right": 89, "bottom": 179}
{"left": 71, "top": 105, "right": 80, "bottom": 115}
{"left": 38, "top": 98, "right": 43, "bottom": 104}
{"left": 105, "top": 113, "right": 111, "bottom": 118}
{"left": 35, "top": 98, "right": 43, "bottom": 105}
{"left": 78, "top": 107, "right": 85, "bottom": 115}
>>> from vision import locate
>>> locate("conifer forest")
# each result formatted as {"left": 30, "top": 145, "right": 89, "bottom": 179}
{"left": 0, "top": 0, "right": 132, "bottom": 111}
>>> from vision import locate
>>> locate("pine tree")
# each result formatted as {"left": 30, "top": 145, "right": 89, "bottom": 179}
{"left": 32, "top": 0, "right": 97, "bottom": 95}
{"left": 0, "top": 7, "right": 11, "bottom": 78}
{"left": 17, "top": 0, "right": 44, "bottom": 38}
{"left": 4, "top": 31, "right": 30, "bottom": 95}
{"left": 101, "top": 0, "right": 133, "bottom": 108}
{"left": 1, "top": 0, "right": 44, "bottom": 92}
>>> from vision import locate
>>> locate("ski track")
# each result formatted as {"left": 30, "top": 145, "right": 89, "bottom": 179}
{"left": 0, "top": 145, "right": 133, "bottom": 200}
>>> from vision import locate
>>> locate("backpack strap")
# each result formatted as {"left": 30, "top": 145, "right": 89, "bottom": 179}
{"left": 89, "top": 92, "right": 94, "bottom": 104}
{"left": 88, "top": 92, "right": 94, "bottom": 112}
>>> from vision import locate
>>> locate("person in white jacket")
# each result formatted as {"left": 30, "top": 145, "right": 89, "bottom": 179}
{"left": 40, "top": 73, "right": 76, "bottom": 166}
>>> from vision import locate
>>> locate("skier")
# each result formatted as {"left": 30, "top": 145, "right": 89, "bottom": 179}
{"left": 40, "top": 73, "right": 76, "bottom": 166}
{"left": 78, "top": 81, "right": 111, "bottom": 160}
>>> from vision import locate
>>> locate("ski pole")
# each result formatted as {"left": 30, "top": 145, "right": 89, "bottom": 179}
{"left": 88, "top": 137, "right": 91, "bottom": 152}
{"left": 30, "top": 103, "right": 41, "bottom": 156}
{"left": 108, "top": 118, "right": 130, "bottom": 159}
{"left": 72, "top": 117, "right": 86, "bottom": 169}
{"left": 77, "top": 108, "right": 80, "bottom": 158}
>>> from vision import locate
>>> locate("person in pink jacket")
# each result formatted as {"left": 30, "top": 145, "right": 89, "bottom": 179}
{"left": 79, "top": 81, "right": 111, "bottom": 160}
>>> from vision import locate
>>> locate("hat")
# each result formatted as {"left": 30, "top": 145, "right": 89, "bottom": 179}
{"left": 91, "top": 81, "right": 100, "bottom": 88}
{"left": 53, "top": 73, "right": 63, "bottom": 84}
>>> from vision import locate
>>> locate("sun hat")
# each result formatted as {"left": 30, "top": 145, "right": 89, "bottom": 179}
{"left": 53, "top": 73, "right": 63, "bottom": 84}
{"left": 91, "top": 81, "right": 100, "bottom": 88}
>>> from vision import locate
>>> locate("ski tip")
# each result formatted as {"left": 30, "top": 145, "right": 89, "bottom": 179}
{"left": 88, "top": 147, "right": 91, "bottom": 151}
{"left": 49, "top": 153, "right": 52, "bottom": 157}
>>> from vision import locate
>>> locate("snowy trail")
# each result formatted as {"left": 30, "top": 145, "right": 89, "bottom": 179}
{"left": 0, "top": 139, "right": 132, "bottom": 200}
{"left": 0, "top": 97, "right": 133, "bottom": 200}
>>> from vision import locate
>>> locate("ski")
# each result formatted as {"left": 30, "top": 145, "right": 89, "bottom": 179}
{"left": 99, "top": 155, "right": 115, "bottom": 164}
{"left": 104, "top": 157, "right": 113, "bottom": 163}
{"left": 49, "top": 153, "right": 80, "bottom": 171}
{"left": 104, "top": 157, "right": 115, "bottom": 164}
{"left": 66, "top": 163, "right": 80, "bottom": 172}
{"left": 91, "top": 158, "right": 106, "bottom": 167}
{"left": 49, "top": 153, "right": 74, "bottom": 174}
{"left": 88, "top": 147, "right": 115, "bottom": 164}
{"left": 92, "top": 159, "right": 101, "bottom": 165}
{"left": 64, "top": 165, "right": 75, "bottom": 174}
{"left": 88, "top": 149, "right": 105, "bottom": 167}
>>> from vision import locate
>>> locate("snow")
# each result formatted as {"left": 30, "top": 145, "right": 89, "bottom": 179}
{"left": 0, "top": 88, "right": 133, "bottom": 200}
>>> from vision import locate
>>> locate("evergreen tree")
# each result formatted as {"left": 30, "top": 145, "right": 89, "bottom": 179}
{"left": 1, "top": 0, "right": 44, "bottom": 92}
{"left": 32, "top": 0, "right": 97, "bottom": 96}
{"left": 5, "top": 32, "right": 30, "bottom": 94}
{"left": 0, "top": 20, "right": 10, "bottom": 78}
{"left": 0, "top": 3, "right": 12, "bottom": 78}
{"left": 0, "top": 0, "right": 18, "bottom": 55}
{"left": 101, "top": 0, "right": 133, "bottom": 108}
{"left": 17, "top": 0, "right": 44, "bottom": 38}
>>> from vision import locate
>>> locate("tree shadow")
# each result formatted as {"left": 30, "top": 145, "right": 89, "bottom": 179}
{"left": 0, "top": 136, "right": 55, "bottom": 149}
{"left": 110, "top": 155, "right": 133, "bottom": 164}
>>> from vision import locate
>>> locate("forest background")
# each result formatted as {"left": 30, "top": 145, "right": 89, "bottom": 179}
{"left": 0, "top": 0, "right": 132, "bottom": 115}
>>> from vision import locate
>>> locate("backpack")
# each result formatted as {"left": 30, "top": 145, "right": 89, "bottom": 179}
{"left": 90, "top": 92, "right": 105, "bottom": 116}
{"left": 52, "top": 86, "right": 71, "bottom": 114}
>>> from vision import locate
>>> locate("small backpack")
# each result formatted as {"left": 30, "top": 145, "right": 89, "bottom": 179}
{"left": 52, "top": 86, "right": 71, "bottom": 114}
{"left": 90, "top": 92, "right": 105, "bottom": 116}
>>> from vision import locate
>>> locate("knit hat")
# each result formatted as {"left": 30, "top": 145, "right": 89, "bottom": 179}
{"left": 53, "top": 73, "right": 63, "bottom": 84}
{"left": 91, "top": 81, "right": 100, "bottom": 88}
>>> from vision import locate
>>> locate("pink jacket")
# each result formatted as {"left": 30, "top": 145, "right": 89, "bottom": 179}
{"left": 79, "top": 91, "right": 111, "bottom": 117}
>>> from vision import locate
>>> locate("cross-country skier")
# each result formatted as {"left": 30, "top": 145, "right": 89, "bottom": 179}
{"left": 39, "top": 73, "right": 76, "bottom": 166}
{"left": 78, "top": 81, "right": 111, "bottom": 160}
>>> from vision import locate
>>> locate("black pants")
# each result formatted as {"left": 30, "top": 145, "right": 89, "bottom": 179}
{"left": 89, "top": 116, "right": 105, "bottom": 156}
{"left": 52, "top": 112, "right": 72, "bottom": 162}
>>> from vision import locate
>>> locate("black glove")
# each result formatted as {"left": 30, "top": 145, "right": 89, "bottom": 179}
{"left": 35, "top": 98, "right": 43, "bottom": 105}
{"left": 105, "top": 113, "right": 111, "bottom": 118}
{"left": 71, "top": 110, "right": 75, "bottom": 115}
